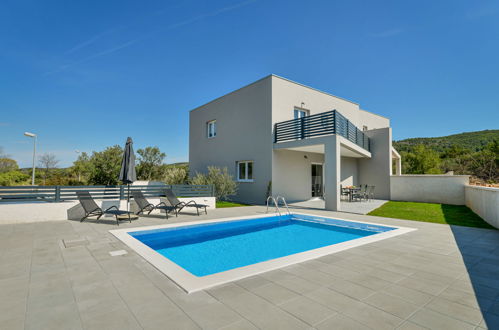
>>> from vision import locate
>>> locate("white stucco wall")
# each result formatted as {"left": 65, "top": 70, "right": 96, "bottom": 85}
{"left": 189, "top": 77, "right": 273, "bottom": 204}
{"left": 358, "top": 127, "right": 392, "bottom": 199}
{"left": 0, "top": 197, "right": 216, "bottom": 224}
{"left": 390, "top": 175, "right": 470, "bottom": 205}
{"left": 272, "top": 150, "right": 324, "bottom": 202}
{"left": 465, "top": 185, "right": 499, "bottom": 228}
{"left": 341, "top": 157, "right": 358, "bottom": 187}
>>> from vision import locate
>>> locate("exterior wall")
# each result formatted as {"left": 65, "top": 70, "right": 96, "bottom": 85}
{"left": 358, "top": 109, "right": 390, "bottom": 130}
{"left": 0, "top": 197, "right": 216, "bottom": 224}
{"left": 271, "top": 76, "right": 363, "bottom": 127}
{"left": 341, "top": 157, "right": 358, "bottom": 187}
{"left": 358, "top": 127, "right": 392, "bottom": 199}
{"left": 272, "top": 150, "right": 324, "bottom": 202}
{"left": 189, "top": 74, "right": 391, "bottom": 205}
{"left": 390, "top": 175, "right": 469, "bottom": 205}
{"left": 465, "top": 185, "right": 499, "bottom": 228}
{"left": 189, "top": 77, "right": 273, "bottom": 204}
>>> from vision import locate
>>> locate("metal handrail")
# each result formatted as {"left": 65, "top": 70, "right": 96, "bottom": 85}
{"left": 274, "top": 110, "right": 370, "bottom": 151}
{"left": 266, "top": 196, "right": 280, "bottom": 215}
{"left": 276, "top": 196, "right": 291, "bottom": 215}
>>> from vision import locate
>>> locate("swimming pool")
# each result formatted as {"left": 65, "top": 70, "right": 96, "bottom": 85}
{"left": 111, "top": 213, "right": 415, "bottom": 293}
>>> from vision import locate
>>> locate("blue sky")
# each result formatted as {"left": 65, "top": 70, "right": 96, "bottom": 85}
{"left": 1, "top": 0, "right": 498, "bottom": 167}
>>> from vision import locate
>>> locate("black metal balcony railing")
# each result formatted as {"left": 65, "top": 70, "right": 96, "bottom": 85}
{"left": 273, "top": 110, "right": 371, "bottom": 151}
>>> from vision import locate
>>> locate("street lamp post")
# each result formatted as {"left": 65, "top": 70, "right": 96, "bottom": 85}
{"left": 24, "top": 132, "right": 37, "bottom": 186}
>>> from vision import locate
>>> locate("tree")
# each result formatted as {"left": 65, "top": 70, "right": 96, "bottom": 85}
{"left": 190, "top": 166, "right": 237, "bottom": 200}
{"left": 403, "top": 145, "right": 442, "bottom": 174}
{"left": 0, "top": 158, "right": 19, "bottom": 173}
{"left": 88, "top": 145, "right": 123, "bottom": 185}
{"left": 468, "top": 140, "right": 499, "bottom": 183}
{"left": 38, "top": 153, "right": 59, "bottom": 185}
{"left": 136, "top": 146, "right": 166, "bottom": 181}
{"left": 71, "top": 152, "right": 92, "bottom": 183}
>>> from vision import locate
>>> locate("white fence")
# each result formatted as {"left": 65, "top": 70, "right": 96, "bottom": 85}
{"left": 465, "top": 185, "right": 499, "bottom": 228}
{"left": 390, "top": 175, "right": 470, "bottom": 205}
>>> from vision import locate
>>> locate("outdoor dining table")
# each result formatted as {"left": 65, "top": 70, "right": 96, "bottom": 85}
{"left": 343, "top": 186, "right": 361, "bottom": 202}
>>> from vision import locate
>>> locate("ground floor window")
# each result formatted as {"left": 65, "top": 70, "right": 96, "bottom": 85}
{"left": 237, "top": 161, "right": 253, "bottom": 182}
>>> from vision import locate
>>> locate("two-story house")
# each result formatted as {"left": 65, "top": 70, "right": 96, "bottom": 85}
{"left": 189, "top": 75, "right": 401, "bottom": 211}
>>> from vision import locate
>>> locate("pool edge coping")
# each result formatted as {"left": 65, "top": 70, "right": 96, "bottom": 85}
{"left": 109, "top": 212, "right": 417, "bottom": 293}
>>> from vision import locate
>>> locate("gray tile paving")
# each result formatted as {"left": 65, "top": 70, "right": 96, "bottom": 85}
{"left": 1, "top": 205, "right": 499, "bottom": 329}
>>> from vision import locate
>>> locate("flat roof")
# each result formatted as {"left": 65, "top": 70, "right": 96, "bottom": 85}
{"left": 189, "top": 74, "right": 362, "bottom": 112}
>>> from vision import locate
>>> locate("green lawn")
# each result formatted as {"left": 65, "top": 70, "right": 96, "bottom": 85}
{"left": 216, "top": 201, "right": 250, "bottom": 208}
{"left": 368, "top": 201, "right": 494, "bottom": 229}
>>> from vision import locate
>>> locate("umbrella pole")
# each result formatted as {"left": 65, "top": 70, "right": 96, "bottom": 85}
{"left": 127, "top": 184, "right": 131, "bottom": 223}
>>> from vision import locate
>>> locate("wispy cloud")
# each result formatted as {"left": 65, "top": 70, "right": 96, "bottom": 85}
{"left": 46, "top": 0, "right": 257, "bottom": 75}
{"left": 64, "top": 28, "right": 119, "bottom": 55}
{"left": 369, "top": 28, "right": 404, "bottom": 38}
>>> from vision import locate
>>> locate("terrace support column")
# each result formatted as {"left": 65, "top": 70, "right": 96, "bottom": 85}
{"left": 324, "top": 136, "right": 341, "bottom": 211}
{"left": 395, "top": 157, "right": 402, "bottom": 175}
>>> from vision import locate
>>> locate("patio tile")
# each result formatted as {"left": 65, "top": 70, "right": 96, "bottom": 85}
{"left": 80, "top": 306, "right": 142, "bottom": 330}
{"left": 0, "top": 317, "right": 24, "bottom": 330}
{"left": 187, "top": 301, "right": 243, "bottom": 330}
{"left": 364, "top": 292, "right": 420, "bottom": 319}
{"left": 250, "top": 282, "right": 299, "bottom": 305}
{"left": 235, "top": 275, "right": 271, "bottom": 290}
{"left": 327, "top": 277, "right": 376, "bottom": 300}
{"left": 272, "top": 274, "right": 321, "bottom": 294}
{"left": 25, "top": 302, "right": 82, "bottom": 330}
{"left": 409, "top": 308, "right": 475, "bottom": 330}
{"left": 396, "top": 321, "right": 431, "bottom": 330}
{"left": 315, "top": 313, "right": 370, "bottom": 330}
{"left": 396, "top": 276, "right": 449, "bottom": 295}
{"left": 213, "top": 290, "right": 310, "bottom": 330}
{"left": 438, "top": 286, "right": 492, "bottom": 311}
{"left": 278, "top": 296, "right": 336, "bottom": 326}
{"left": 383, "top": 284, "right": 434, "bottom": 306}
{"left": 219, "top": 319, "right": 258, "bottom": 330}
{"left": 425, "top": 297, "right": 484, "bottom": 325}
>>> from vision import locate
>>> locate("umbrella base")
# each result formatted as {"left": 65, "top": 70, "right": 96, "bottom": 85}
{"left": 117, "top": 213, "right": 139, "bottom": 220}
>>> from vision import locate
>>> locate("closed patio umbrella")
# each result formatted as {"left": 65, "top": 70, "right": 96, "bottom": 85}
{"left": 119, "top": 137, "right": 137, "bottom": 215}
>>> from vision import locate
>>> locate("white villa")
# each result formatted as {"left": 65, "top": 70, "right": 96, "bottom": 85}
{"left": 189, "top": 74, "right": 403, "bottom": 210}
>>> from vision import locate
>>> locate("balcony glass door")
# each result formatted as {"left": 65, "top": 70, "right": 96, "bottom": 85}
{"left": 311, "top": 164, "right": 323, "bottom": 197}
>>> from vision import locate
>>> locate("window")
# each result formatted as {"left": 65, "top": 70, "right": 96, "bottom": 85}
{"left": 237, "top": 161, "right": 253, "bottom": 182}
{"left": 207, "top": 120, "right": 216, "bottom": 138}
{"left": 294, "top": 108, "right": 308, "bottom": 119}
{"left": 363, "top": 125, "right": 368, "bottom": 131}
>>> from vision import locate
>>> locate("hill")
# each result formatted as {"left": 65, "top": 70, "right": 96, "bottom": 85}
{"left": 393, "top": 130, "right": 499, "bottom": 153}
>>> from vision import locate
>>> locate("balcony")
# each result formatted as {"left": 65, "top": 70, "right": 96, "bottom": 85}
{"left": 273, "top": 110, "right": 371, "bottom": 151}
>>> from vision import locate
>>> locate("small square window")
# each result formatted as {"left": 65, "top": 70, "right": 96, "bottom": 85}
{"left": 236, "top": 161, "right": 254, "bottom": 182}
{"left": 207, "top": 120, "right": 216, "bottom": 138}
{"left": 363, "top": 125, "right": 368, "bottom": 131}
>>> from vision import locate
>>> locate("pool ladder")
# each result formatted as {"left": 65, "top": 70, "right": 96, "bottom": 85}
{"left": 266, "top": 196, "right": 291, "bottom": 216}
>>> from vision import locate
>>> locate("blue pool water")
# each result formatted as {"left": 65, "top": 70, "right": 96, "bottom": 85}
{"left": 130, "top": 214, "right": 395, "bottom": 277}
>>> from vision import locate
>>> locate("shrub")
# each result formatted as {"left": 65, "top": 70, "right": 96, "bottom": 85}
{"left": 0, "top": 171, "right": 30, "bottom": 186}
{"left": 163, "top": 166, "right": 188, "bottom": 185}
{"left": 190, "top": 166, "right": 237, "bottom": 200}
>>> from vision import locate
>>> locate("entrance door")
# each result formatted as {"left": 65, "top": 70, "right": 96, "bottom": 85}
{"left": 311, "top": 164, "right": 323, "bottom": 197}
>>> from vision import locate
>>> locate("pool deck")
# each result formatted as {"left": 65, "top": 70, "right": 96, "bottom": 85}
{"left": 1, "top": 206, "right": 499, "bottom": 329}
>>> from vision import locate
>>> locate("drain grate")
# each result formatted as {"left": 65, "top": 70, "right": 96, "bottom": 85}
{"left": 62, "top": 238, "right": 88, "bottom": 248}
{"left": 109, "top": 250, "right": 128, "bottom": 257}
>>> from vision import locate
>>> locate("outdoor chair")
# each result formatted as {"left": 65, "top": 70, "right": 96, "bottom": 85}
{"left": 352, "top": 184, "right": 367, "bottom": 202}
{"left": 340, "top": 184, "right": 350, "bottom": 201}
{"left": 131, "top": 190, "right": 176, "bottom": 219}
{"left": 367, "top": 185, "right": 375, "bottom": 201}
{"left": 76, "top": 191, "right": 131, "bottom": 225}
{"left": 163, "top": 188, "right": 208, "bottom": 216}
